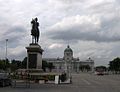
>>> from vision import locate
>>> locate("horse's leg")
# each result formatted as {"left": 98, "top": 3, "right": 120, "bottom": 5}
{"left": 37, "top": 31, "right": 39, "bottom": 43}
{"left": 37, "top": 36, "right": 38, "bottom": 43}
{"left": 35, "top": 37, "right": 37, "bottom": 43}
{"left": 32, "top": 36, "right": 34, "bottom": 43}
{"left": 35, "top": 37, "right": 36, "bottom": 43}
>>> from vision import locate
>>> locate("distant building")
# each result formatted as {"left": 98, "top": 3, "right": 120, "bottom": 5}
{"left": 43, "top": 45, "right": 94, "bottom": 73}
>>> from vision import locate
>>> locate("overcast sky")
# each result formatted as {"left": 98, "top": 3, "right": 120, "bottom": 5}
{"left": 0, "top": 0, "right": 120, "bottom": 66}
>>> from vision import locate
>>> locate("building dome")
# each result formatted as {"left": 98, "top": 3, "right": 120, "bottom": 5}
{"left": 64, "top": 45, "right": 73, "bottom": 53}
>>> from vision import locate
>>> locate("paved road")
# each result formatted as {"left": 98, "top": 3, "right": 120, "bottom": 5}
{"left": 0, "top": 73, "right": 120, "bottom": 92}
{"left": 72, "top": 73, "right": 120, "bottom": 92}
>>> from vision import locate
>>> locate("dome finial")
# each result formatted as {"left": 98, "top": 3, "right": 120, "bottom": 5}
{"left": 67, "top": 45, "right": 70, "bottom": 48}
{"left": 64, "top": 45, "right": 73, "bottom": 53}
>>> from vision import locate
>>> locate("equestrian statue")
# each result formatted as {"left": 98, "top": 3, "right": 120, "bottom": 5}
{"left": 31, "top": 17, "right": 40, "bottom": 44}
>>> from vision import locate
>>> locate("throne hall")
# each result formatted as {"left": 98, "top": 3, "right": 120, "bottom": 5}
{"left": 43, "top": 45, "right": 94, "bottom": 73}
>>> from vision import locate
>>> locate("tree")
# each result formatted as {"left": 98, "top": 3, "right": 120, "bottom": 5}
{"left": 109, "top": 57, "right": 120, "bottom": 74}
{"left": 42, "top": 60, "right": 55, "bottom": 72}
{"left": 21, "top": 57, "right": 27, "bottom": 68}
{"left": 0, "top": 59, "right": 10, "bottom": 70}
{"left": 10, "top": 59, "right": 22, "bottom": 71}
{"left": 47, "top": 62, "right": 55, "bottom": 72}
{"left": 42, "top": 60, "right": 48, "bottom": 72}
{"left": 79, "top": 65, "right": 91, "bottom": 72}
{"left": 0, "top": 60, "right": 5, "bottom": 70}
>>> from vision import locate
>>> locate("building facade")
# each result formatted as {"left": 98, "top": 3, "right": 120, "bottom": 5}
{"left": 43, "top": 45, "right": 94, "bottom": 73}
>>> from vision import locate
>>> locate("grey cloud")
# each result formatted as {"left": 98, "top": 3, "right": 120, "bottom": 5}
{"left": 0, "top": 26, "right": 27, "bottom": 48}
{"left": 47, "top": 14, "right": 120, "bottom": 43}
{"left": 9, "top": 50, "right": 26, "bottom": 60}
{"left": 48, "top": 29, "right": 120, "bottom": 42}
{"left": 56, "top": 0, "right": 86, "bottom": 4}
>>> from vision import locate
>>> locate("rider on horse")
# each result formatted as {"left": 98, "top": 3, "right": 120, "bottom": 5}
{"left": 31, "top": 18, "right": 39, "bottom": 44}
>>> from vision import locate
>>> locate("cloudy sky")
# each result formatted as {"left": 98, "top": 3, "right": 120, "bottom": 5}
{"left": 0, "top": 0, "right": 120, "bottom": 66}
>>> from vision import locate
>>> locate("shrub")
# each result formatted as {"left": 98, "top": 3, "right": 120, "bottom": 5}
{"left": 60, "top": 73, "right": 67, "bottom": 82}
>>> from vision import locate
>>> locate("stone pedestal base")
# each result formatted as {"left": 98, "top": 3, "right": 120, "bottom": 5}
{"left": 26, "top": 43, "right": 43, "bottom": 69}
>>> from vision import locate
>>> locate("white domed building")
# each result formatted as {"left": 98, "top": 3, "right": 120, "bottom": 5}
{"left": 43, "top": 45, "right": 94, "bottom": 73}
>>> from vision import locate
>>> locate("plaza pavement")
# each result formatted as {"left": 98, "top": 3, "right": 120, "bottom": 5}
{"left": 0, "top": 73, "right": 120, "bottom": 92}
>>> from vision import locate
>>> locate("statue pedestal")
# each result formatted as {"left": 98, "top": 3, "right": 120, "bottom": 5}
{"left": 26, "top": 43, "right": 43, "bottom": 69}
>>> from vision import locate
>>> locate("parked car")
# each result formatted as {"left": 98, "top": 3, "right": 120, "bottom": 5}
{"left": 0, "top": 70, "right": 11, "bottom": 87}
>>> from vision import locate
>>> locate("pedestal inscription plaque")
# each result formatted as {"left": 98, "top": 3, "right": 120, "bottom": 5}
{"left": 28, "top": 54, "right": 37, "bottom": 68}
{"left": 26, "top": 44, "right": 43, "bottom": 69}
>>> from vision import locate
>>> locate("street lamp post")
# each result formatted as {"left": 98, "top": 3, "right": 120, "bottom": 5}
{"left": 6, "top": 39, "right": 8, "bottom": 60}
{"left": 5, "top": 39, "right": 8, "bottom": 69}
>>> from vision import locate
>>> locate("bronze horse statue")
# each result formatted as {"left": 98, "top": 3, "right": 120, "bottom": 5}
{"left": 31, "top": 18, "right": 40, "bottom": 44}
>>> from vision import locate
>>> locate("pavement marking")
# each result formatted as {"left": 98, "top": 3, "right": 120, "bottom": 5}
{"left": 82, "top": 79, "right": 91, "bottom": 85}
